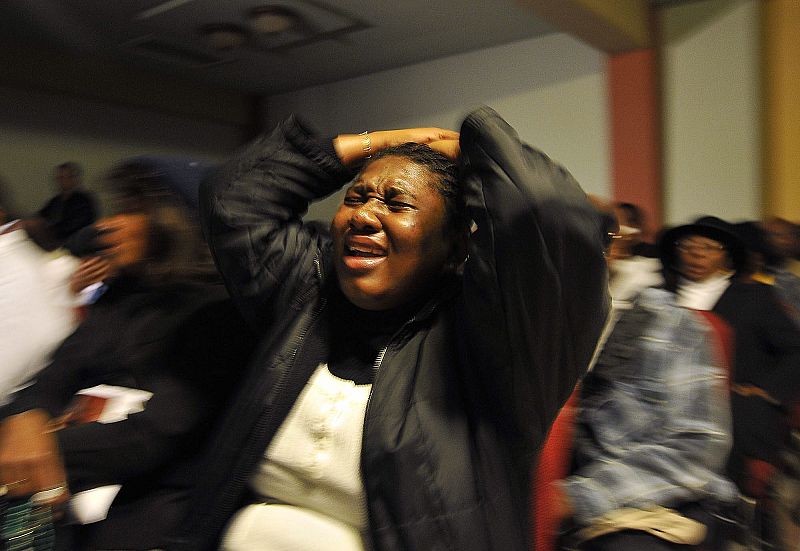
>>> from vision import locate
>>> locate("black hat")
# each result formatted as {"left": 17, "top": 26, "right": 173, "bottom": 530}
{"left": 659, "top": 215, "right": 747, "bottom": 274}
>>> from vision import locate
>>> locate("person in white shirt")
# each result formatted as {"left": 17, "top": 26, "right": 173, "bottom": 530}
{"left": 606, "top": 202, "right": 663, "bottom": 312}
{"left": 0, "top": 223, "right": 80, "bottom": 405}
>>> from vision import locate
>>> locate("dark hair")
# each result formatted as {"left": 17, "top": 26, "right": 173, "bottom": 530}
{"left": 105, "top": 160, "right": 218, "bottom": 286}
{"left": 364, "top": 143, "right": 466, "bottom": 233}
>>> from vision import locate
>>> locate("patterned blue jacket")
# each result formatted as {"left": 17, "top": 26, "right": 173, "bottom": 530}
{"left": 561, "top": 287, "right": 739, "bottom": 525}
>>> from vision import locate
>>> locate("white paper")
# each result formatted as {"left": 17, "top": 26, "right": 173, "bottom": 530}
{"left": 70, "top": 485, "right": 122, "bottom": 524}
{"left": 76, "top": 384, "right": 153, "bottom": 423}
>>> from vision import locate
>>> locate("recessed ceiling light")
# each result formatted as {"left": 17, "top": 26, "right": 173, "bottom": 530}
{"left": 200, "top": 23, "right": 249, "bottom": 51}
{"left": 249, "top": 6, "right": 300, "bottom": 34}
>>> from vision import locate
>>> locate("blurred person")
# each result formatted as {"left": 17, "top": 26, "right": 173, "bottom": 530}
{"left": 0, "top": 215, "right": 81, "bottom": 407}
{"left": 737, "top": 221, "right": 800, "bottom": 548}
{"left": 172, "top": 107, "right": 610, "bottom": 551}
{"left": 734, "top": 220, "right": 773, "bottom": 283}
{"left": 734, "top": 220, "right": 800, "bottom": 326}
{"left": 0, "top": 197, "right": 108, "bottom": 401}
{"left": 764, "top": 217, "right": 800, "bottom": 277}
{"left": 0, "top": 157, "right": 256, "bottom": 551}
{"left": 605, "top": 202, "right": 663, "bottom": 312}
{"left": 552, "top": 286, "right": 738, "bottom": 551}
{"left": 615, "top": 202, "right": 658, "bottom": 258}
{"left": 659, "top": 216, "right": 800, "bottom": 499}
{"left": 29, "top": 162, "right": 97, "bottom": 249}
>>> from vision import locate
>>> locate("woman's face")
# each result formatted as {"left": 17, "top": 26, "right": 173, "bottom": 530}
{"left": 331, "top": 155, "right": 455, "bottom": 311}
{"left": 677, "top": 234, "right": 729, "bottom": 282}
{"left": 96, "top": 213, "right": 150, "bottom": 274}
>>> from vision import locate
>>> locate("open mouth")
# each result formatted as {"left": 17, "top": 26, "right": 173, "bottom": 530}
{"left": 341, "top": 239, "right": 388, "bottom": 271}
{"left": 683, "top": 264, "right": 708, "bottom": 278}
{"left": 345, "top": 244, "right": 386, "bottom": 257}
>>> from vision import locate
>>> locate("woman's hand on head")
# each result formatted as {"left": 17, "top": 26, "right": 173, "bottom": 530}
{"left": 0, "top": 410, "right": 70, "bottom": 506}
{"left": 334, "top": 127, "right": 459, "bottom": 165}
{"left": 375, "top": 128, "right": 459, "bottom": 149}
{"left": 426, "top": 138, "right": 460, "bottom": 161}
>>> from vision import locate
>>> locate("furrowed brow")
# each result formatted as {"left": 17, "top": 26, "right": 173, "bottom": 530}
{"left": 385, "top": 182, "right": 418, "bottom": 200}
{"left": 346, "top": 181, "right": 370, "bottom": 193}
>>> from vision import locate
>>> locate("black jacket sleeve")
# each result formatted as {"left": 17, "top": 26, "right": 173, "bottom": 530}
{"left": 200, "top": 116, "right": 353, "bottom": 333}
{"left": 2, "top": 285, "right": 255, "bottom": 492}
{"left": 749, "top": 285, "right": 800, "bottom": 405}
{"left": 457, "top": 106, "right": 610, "bottom": 440}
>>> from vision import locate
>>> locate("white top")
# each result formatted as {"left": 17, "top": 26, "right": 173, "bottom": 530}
{"left": 676, "top": 272, "right": 732, "bottom": 311}
{"left": 0, "top": 229, "right": 79, "bottom": 405}
{"left": 223, "top": 364, "right": 372, "bottom": 551}
{"left": 608, "top": 255, "right": 664, "bottom": 311}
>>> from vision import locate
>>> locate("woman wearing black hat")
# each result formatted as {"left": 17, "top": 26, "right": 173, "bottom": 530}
{"left": 660, "top": 216, "right": 800, "bottom": 495}
{"left": 0, "top": 158, "right": 256, "bottom": 550}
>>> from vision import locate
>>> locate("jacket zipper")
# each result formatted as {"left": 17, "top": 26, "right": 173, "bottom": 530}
{"left": 197, "top": 256, "right": 327, "bottom": 549}
{"left": 362, "top": 318, "right": 411, "bottom": 431}
{"left": 361, "top": 308, "right": 457, "bottom": 550}
{"left": 360, "top": 325, "right": 400, "bottom": 547}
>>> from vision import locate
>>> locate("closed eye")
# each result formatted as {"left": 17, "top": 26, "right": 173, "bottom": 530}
{"left": 343, "top": 194, "right": 366, "bottom": 206}
{"left": 384, "top": 188, "right": 416, "bottom": 211}
{"left": 387, "top": 200, "right": 414, "bottom": 211}
{"left": 342, "top": 184, "right": 417, "bottom": 211}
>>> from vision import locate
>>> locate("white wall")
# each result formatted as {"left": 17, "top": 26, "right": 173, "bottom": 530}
{"left": 0, "top": 86, "right": 244, "bottom": 217}
{"left": 265, "top": 33, "right": 610, "bottom": 222}
{"left": 661, "top": 0, "right": 761, "bottom": 225}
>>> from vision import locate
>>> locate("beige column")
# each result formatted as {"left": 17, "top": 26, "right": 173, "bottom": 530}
{"left": 762, "top": 0, "right": 800, "bottom": 219}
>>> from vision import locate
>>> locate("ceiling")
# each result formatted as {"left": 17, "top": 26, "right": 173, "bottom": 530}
{"left": 0, "top": 0, "right": 559, "bottom": 96}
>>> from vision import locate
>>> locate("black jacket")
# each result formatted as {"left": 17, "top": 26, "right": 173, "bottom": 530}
{"left": 713, "top": 280, "right": 800, "bottom": 405}
{"left": 712, "top": 280, "right": 800, "bottom": 485}
{"left": 174, "top": 107, "right": 609, "bottom": 551}
{"left": 38, "top": 189, "right": 97, "bottom": 242}
{"left": 2, "top": 277, "right": 255, "bottom": 549}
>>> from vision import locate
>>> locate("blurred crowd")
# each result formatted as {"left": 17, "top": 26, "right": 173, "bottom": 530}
{"left": 554, "top": 202, "right": 800, "bottom": 551}
{"left": 1, "top": 153, "right": 799, "bottom": 551}
{"left": 1, "top": 159, "right": 257, "bottom": 550}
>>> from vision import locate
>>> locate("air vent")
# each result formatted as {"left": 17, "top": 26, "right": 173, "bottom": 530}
{"left": 129, "top": 37, "right": 223, "bottom": 67}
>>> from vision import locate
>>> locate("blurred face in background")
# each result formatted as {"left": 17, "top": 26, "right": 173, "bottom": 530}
{"left": 764, "top": 218, "right": 799, "bottom": 261}
{"left": 56, "top": 166, "right": 80, "bottom": 194}
{"left": 676, "top": 234, "right": 729, "bottom": 282}
{"left": 96, "top": 214, "right": 150, "bottom": 275}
